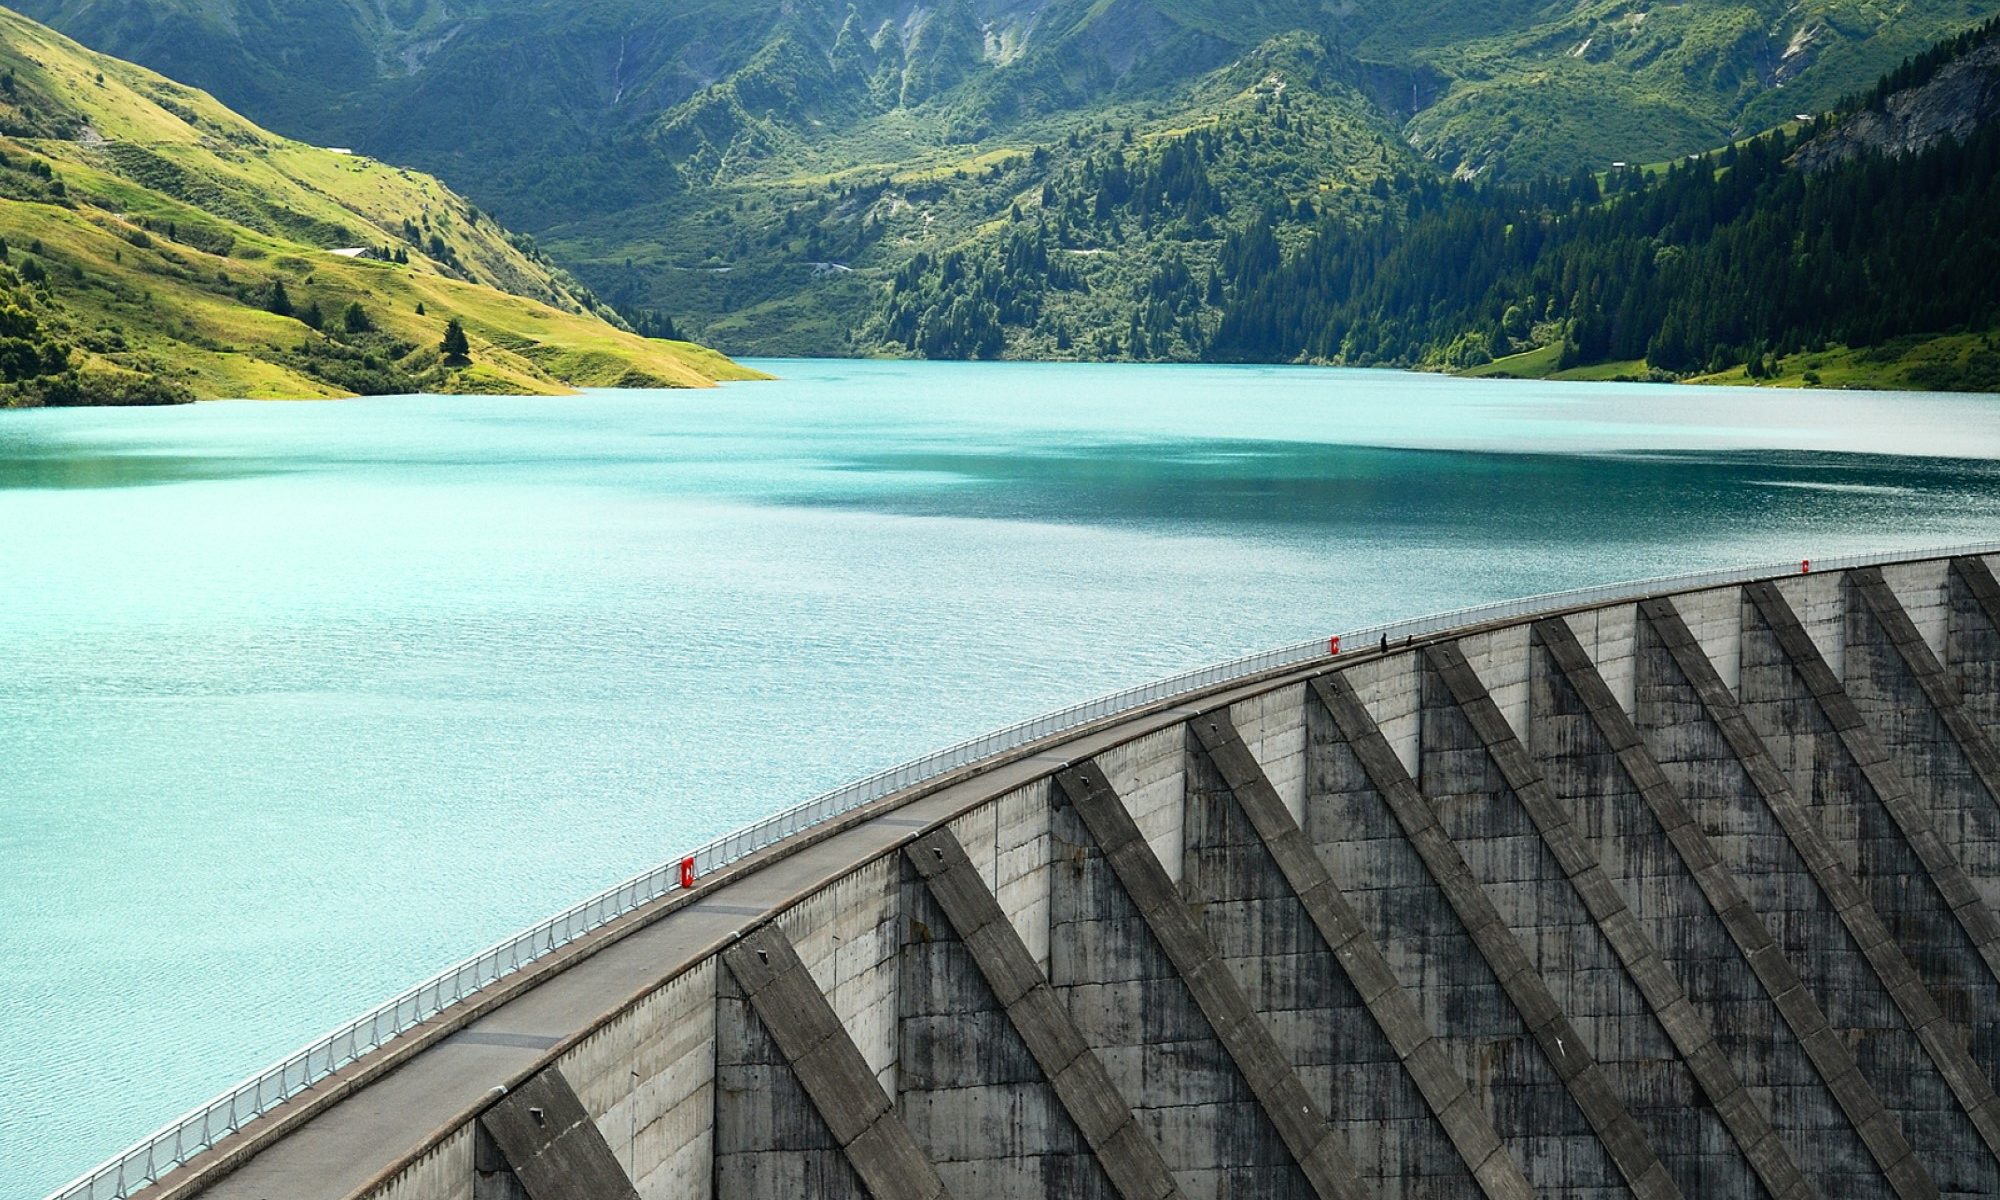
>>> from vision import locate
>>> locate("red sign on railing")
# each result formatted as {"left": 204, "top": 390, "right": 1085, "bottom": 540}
{"left": 1328, "top": 635, "right": 1341, "bottom": 656}
{"left": 679, "top": 857, "right": 696, "bottom": 889}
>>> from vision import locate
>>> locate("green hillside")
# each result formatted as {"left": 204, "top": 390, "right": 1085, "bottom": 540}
{"left": 1211, "top": 17, "right": 2000, "bottom": 392}
{"left": 0, "top": 5, "right": 761, "bottom": 403}
{"left": 15, "top": 0, "right": 1994, "bottom": 358}
{"left": 557, "top": 31, "right": 1422, "bottom": 358}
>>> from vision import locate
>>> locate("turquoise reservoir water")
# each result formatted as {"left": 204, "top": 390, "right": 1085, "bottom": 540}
{"left": 4, "top": 360, "right": 2000, "bottom": 1197}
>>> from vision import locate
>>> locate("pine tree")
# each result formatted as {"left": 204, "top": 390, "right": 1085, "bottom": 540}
{"left": 440, "top": 317, "right": 471, "bottom": 364}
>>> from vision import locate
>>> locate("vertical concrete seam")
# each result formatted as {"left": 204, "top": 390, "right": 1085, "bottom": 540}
{"left": 1747, "top": 581, "right": 2000, "bottom": 992}
{"left": 1307, "top": 672, "right": 1684, "bottom": 1200}
{"left": 1853, "top": 568, "right": 2000, "bottom": 837}
{"left": 1187, "top": 709, "right": 1537, "bottom": 1200}
{"left": 1539, "top": 616, "right": 1912, "bottom": 1200}
{"left": 720, "top": 927, "right": 952, "bottom": 1200}
{"left": 902, "top": 830, "right": 1184, "bottom": 1200}
{"left": 1053, "top": 761, "right": 1370, "bottom": 1200}
{"left": 1435, "top": 635, "right": 1810, "bottom": 1200}
{"left": 1644, "top": 594, "right": 2000, "bottom": 1165}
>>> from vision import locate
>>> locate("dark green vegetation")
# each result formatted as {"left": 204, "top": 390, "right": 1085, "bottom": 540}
{"left": 17, "top": 0, "right": 1997, "bottom": 362}
{"left": 855, "top": 15, "right": 2000, "bottom": 388}
{"left": 1207, "top": 18, "right": 2000, "bottom": 389}
{"left": 0, "top": 232, "right": 186, "bottom": 405}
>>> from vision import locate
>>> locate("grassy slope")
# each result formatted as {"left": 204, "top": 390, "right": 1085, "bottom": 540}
{"left": 1467, "top": 333, "right": 2000, "bottom": 393}
{"left": 1463, "top": 344, "right": 1652, "bottom": 383}
{"left": 0, "top": 5, "right": 763, "bottom": 398}
{"left": 1689, "top": 335, "right": 2000, "bottom": 391}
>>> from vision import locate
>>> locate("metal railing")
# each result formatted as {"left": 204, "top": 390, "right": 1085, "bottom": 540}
{"left": 46, "top": 540, "right": 2000, "bottom": 1200}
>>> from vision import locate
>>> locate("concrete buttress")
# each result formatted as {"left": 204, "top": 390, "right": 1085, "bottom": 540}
{"left": 1533, "top": 616, "right": 1892, "bottom": 1199}
{"left": 1423, "top": 640, "right": 1770, "bottom": 1199}
{"left": 1052, "top": 761, "right": 1364, "bottom": 1200}
{"left": 1182, "top": 707, "right": 1537, "bottom": 1200}
{"left": 1638, "top": 594, "right": 1998, "bottom": 1194}
{"left": 1951, "top": 558, "right": 2000, "bottom": 748}
{"left": 1309, "top": 672, "right": 1679, "bottom": 1200}
{"left": 899, "top": 829, "right": 1183, "bottom": 1200}
{"left": 1846, "top": 568, "right": 2000, "bottom": 1009}
{"left": 478, "top": 1069, "right": 640, "bottom": 1200}
{"left": 717, "top": 925, "right": 950, "bottom": 1200}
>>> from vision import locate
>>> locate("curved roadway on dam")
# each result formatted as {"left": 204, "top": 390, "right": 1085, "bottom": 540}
{"left": 56, "top": 546, "right": 2000, "bottom": 1200}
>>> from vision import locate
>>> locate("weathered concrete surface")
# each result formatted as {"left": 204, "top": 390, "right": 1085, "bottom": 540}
{"left": 1878, "top": 561, "right": 1952, "bottom": 663}
{"left": 554, "top": 960, "right": 713, "bottom": 1200}
{"left": 1533, "top": 618, "right": 1896, "bottom": 1200}
{"left": 1638, "top": 596, "right": 1996, "bottom": 1196}
{"left": 1183, "top": 710, "right": 1532, "bottom": 1200}
{"left": 1561, "top": 605, "right": 1639, "bottom": 721}
{"left": 1739, "top": 583, "right": 2000, "bottom": 1182}
{"left": 472, "top": 1126, "right": 525, "bottom": 1200}
{"left": 712, "top": 965, "right": 870, "bottom": 1198}
{"left": 1224, "top": 683, "right": 1312, "bottom": 823}
{"left": 1424, "top": 641, "right": 1763, "bottom": 1199}
{"left": 718, "top": 925, "right": 948, "bottom": 1200}
{"left": 944, "top": 780, "right": 1057, "bottom": 976}
{"left": 1744, "top": 582, "right": 2000, "bottom": 1001}
{"left": 1952, "top": 558, "right": 2000, "bottom": 749}
{"left": 1337, "top": 654, "right": 1424, "bottom": 778}
{"left": 477, "top": 1069, "right": 638, "bottom": 1200}
{"left": 1313, "top": 672, "right": 1674, "bottom": 1200}
{"left": 1053, "top": 761, "right": 1359, "bottom": 1200}
{"left": 1847, "top": 570, "right": 2000, "bottom": 995}
{"left": 901, "top": 830, "right": 1180, "bottom": 1200}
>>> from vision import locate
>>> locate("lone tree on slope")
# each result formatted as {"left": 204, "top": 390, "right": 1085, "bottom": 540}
{"left": 440, "top": 316, "right": 471, "bottom": 365}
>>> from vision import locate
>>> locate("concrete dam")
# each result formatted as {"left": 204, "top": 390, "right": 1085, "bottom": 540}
{"left": 66, "top": 549, "right": 2000, "bottom": 1200}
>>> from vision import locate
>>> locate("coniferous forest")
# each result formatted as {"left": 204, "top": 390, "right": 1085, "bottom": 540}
{"left": 1204, "top": 17, "right": 2000, "bottom": 388}
{"left": 1213, "top": 112, "right": 2000, "bottom": 387}
{"left": 863, "top": 15, "right": 2000, "bottom": 389}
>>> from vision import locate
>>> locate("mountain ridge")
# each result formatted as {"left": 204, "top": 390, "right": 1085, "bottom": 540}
{"left": 1797, "top": 38, "right": 2000, "bottom": 169}
{"left": 24, "top": 0, "right": 1986, "bottom": 178}
{"left": 8, "top": 0, "right": 2000, "bottom": 376}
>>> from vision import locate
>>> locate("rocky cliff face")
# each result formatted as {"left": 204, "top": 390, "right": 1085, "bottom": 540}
{"left": 1797, "top": 42, "right": 2000, "bottom": 171}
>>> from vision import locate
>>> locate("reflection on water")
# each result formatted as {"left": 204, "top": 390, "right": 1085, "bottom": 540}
{"left": 0, "top": 450, "right": 272, "bottom": 489}
{"left": 2, "top": 361, "right": 1998, "bottom": 1197}
{"left": 806, "top": 443, "right": 2000, "bottom": 537}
